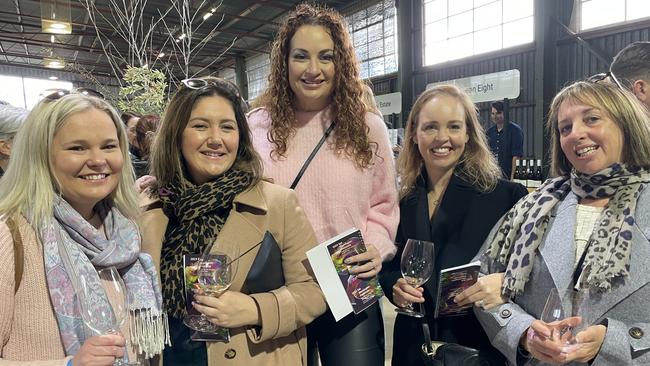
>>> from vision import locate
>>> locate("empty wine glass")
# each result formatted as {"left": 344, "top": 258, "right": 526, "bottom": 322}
{"left": 77, "top": 267, "right": 139, "bottom": 365}
{"left": 395, "top": 239, "right": 435, "bottom": 318}
{"left": 184, "top": 243, "right": 240, "bottom": 333}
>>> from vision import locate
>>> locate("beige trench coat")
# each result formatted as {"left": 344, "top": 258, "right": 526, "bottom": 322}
{"left": 140, "top": 180, "right": 326, "bottom": 366}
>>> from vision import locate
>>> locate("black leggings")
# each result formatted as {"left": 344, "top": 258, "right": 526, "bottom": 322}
{"left": 307, "top": 302, "right": 385, "bottom": 366}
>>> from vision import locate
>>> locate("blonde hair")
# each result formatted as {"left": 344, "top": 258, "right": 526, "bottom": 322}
{"left": 547, "top": 80, "right": 650, "bottom": 176}
{"left": 398, "top": 85, "right": 501, "bottom": 199}
{"left": 0, "top": 94, "right": 139, "bottom": 228}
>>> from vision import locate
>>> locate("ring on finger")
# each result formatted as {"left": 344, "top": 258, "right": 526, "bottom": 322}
{"left": 476, "top": 299, "right": 485, "bottom": 308}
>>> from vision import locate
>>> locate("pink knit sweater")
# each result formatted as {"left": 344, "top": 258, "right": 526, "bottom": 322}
{"left": 248, "top": 106, "right": 399, "bottom": 260}
{"left": 0, "top": 216, "right": 138, "bottom": 365}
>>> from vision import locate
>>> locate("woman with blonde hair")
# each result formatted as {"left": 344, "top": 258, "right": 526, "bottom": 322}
{"left": 379, "top": 85, "right": 526, "bottom": 365}
{"left": 247, "top": 3, "right": 399, "bottom": 365}
{"left": 476, "top": 80, "right": 650, "bottom": 365}
{"left": 0, "top": 93, "right": 167, "bottom": 365}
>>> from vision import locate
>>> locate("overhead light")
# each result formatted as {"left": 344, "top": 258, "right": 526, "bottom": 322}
{"left": 178, "top": 33, "right": 187, "bottom": 40}
{"left": 48, "top": 76, "right": 58, "bottom": 80}
{"left": 203, "top": 12, "right": 212, "bottom": 20}
{"left": 50, "top": 35, "right": 55, "bottom": 43}
{"left": 210, "top": 8, "right": 216, "bottom": 12}
{"left": 44, "top": 57, "right": 65, "bottom": 69}
{"left": 41, "top": 0, "right": 72, "bottom": 35}
{"left": 157, "top": 52, "right": 165, "bottom": 58}
{"left": 42, "top": 19, "right": 72, "bottom": 34}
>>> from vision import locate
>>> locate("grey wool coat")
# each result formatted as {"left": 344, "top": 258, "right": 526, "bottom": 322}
{"left": 475, "top": 187, "right": 650, "bottom": 366}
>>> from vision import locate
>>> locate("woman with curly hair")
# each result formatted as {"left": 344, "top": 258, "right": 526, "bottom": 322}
{"left": 379, "top": 85, "right": 527, "bottom": 365}
{"left": 248, "top": 3, "right": 399, "bottom": 366}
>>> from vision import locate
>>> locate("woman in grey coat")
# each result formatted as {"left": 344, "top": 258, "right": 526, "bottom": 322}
{"left": 476, "top": 80, "right": 650, "bottom": 365}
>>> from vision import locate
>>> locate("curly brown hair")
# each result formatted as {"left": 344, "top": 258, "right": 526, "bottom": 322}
{"left": 257, "top": 3, "right": 376, "bottom": 168}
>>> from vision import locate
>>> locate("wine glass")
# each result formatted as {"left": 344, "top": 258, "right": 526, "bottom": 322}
{"left": 395, "top": 239, "right": 435, "bottom": 318}
{"left": 539, "top": 288, "right": 586, "bottom": 347}
{"left": 77, "top": 267, "right": 139, "bottom": 365}
{"left": 184, "top": 244, "right": 240, "bottom": 333}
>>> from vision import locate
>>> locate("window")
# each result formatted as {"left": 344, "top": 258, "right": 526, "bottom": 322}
{"left": 579, "top": 0, "right": 650, "bottom": 31}
{"left": 345, "top": 0, "right": 398, "bottom": 79}
{"left": 0, "top": 74, "right": 72, "bottom": 109}
{"left": 422, "top": 0, "right": 534, "bottom": 66}
{"left": 246, "top": 54, "right": 270, "bottom": 101}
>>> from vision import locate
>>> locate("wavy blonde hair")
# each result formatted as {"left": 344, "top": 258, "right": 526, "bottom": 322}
{"left": 398, "top": 85, "right": 501, "bottom": 199}
{"left": 0, "top": 94, "right": 139, "bottom": 228}
{"left": 256, "top": 3, "right": 376, "bottom": 168}
{"left": 547, "top": 80, "right": 650, "bottom": 176}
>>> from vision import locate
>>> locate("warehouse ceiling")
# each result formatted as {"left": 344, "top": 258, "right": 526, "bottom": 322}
{"left": 0, "top": 0, "right": 350, "bottom": 79}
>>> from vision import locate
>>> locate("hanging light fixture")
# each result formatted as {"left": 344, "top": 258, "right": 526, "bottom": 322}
{"left": 43, "top": 57, "right": 66, "bottom": 69}
{"left": 41, "top": 0, "right": 72, "bottom": 34}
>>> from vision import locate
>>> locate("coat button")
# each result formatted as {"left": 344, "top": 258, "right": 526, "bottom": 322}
{"left": 500, "top": 309, "right": 512, "bottom": 319}
{"left": 225, "top": 348, "right": 236, "bottom": 359}
{"left": 629, "top": 327, "right": 644, "bottom": 339}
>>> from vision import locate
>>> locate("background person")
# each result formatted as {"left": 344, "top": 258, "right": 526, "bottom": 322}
{"left": 477, "top": 80, "right": 650, "bottom": 365}
{"left": 0, "top": 93, "right": 166, "bottom": 365}
{"left": 380, "top": 85, "right": 527, "bottom": 366}
{"left": 610, "top": 41, "right": 650, "bottom": 110}
{"left": 486, "top": 101, "right": 524, "bottom": 180}
{"left": 0, "top": 104, "right": 28, "bottom": 178}
{"left": 132, "top": 114, "right": 160, "bottom": 178}
{"left": 140, "top": 76, "right": 326, "bottom": 365}
{"left": 247, "top": 4, "right": 399, "bottom": 366}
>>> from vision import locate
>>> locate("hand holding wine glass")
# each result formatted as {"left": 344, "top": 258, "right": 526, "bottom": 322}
{"left": 395, "top": 239, "right": 435, "bottom": 318}
{"left": 184, "top": 242, "right": 240, "bottom": 333}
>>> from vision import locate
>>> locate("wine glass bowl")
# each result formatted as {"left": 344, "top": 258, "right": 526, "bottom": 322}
{"left": 184, "top": 244, "right": 240, "bottom": 333}
{"left": 395, "top": 239, "right": 435, "bottom": 318}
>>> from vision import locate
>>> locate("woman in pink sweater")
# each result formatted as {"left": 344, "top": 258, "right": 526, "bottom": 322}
{"left": 0, "top": 93, "right": 167, "bottom": 365}
{"left": 248, "top": 4, "right": 399, "bottom": 366}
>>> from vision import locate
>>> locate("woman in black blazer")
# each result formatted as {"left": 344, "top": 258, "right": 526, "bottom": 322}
{"left": 380, "top": 85, "right": 527, "bottom": 366}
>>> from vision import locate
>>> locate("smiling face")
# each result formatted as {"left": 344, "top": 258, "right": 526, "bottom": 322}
{"left": 287, "top": 25, "right": 336, "bottom": 111}
{"left": 558, "top": 100, "right": 624, "bottom": 175}
{"left": 182, "top": 95, "right": 239, "bottom": 185}
{"left": 51, "top": 108, "right": 123, "bottom": 218}
{"left": 413, "top": 95, "right": 469, "bottom": 178}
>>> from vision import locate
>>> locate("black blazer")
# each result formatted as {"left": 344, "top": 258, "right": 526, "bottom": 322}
{"left": 379, "top": 173, "right": 527, "bottom": 366}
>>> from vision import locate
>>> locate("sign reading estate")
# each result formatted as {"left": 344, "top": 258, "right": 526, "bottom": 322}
{"left": 374, "top": 92, "right": 402, "bottom": 115}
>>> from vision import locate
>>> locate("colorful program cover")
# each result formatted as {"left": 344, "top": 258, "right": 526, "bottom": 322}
{"left": 183, "top": 254, "right": 231, "bottom": 342}
{"left": 434, "top": 261, "right": 481, "bottom": 318}
{"left": 326, "top": 230, "right": 384, "bottom": 314}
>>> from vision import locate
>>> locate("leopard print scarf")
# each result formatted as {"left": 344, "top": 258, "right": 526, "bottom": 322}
{"left": 485, "top": 163, "right": 650, "bottom": 297}
{"left": 157, "top": 168, "right": 253, "bottom": 318}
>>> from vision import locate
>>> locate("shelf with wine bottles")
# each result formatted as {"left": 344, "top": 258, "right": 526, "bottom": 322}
{"left": 513, "top": 157, "right": 543, "bottom": 191}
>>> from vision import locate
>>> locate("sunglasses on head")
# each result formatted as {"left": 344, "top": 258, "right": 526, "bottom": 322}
{"left": 587, "top": 71, "right": 624, "bottom": 90}
{"left": 181, "top": 78, "right": 242, "bottom": 98}
{"left": 40, "top": 87, "right": 105, "bottom": 101}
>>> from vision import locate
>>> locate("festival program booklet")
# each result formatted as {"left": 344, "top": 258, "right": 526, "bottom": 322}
{"left": 306, "top": 228, "right": 384, "bottom": 322}
{"left": 183, "top": 254, "right": 231, "bottom": 342}
{"left": 434, "top": 261, "right": 481, "bottom": 318}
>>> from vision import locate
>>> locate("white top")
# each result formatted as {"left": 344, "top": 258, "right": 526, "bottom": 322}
{"left": 574, "top": 204, "right": 605, "bottom": 266}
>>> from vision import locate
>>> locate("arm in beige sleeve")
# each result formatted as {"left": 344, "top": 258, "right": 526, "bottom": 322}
{"left": 248, "top": 190, "right": 327, "bottom": 343}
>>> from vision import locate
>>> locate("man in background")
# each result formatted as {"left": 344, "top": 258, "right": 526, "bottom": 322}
{"left": 486, "top": 101, "right": 523, "bottom": 180}
{"left": 610, "top": 41, "right": 650, "bottom": 110}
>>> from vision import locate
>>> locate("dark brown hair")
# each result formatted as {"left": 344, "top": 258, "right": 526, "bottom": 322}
{"left": 149, "top": 77, "right": 263, "bottom": 188}
{"left": 257, "top": 3, "right": 376, "bottom": 168}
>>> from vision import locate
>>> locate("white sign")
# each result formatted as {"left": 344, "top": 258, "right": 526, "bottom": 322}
{"left": 374, "top": 92, "right": 402, "bottom": 115}
{"left": 426, "top": 69, "right": 520, "bottom": 103}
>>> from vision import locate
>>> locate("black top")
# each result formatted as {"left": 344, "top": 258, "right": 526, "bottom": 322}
{"left": 379, "top": 173, "right": 527, "bottom": 366}
{"left": 486, "top": 121, "right": 524, "bottom": 179}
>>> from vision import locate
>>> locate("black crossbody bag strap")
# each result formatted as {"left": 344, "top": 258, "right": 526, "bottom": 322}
{"left": 290, "top": 122, "right": 336, "bottom": 189}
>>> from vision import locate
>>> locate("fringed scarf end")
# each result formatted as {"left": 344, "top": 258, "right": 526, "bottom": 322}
{"left": 129, "top": 309, "right": 171, "bottom": 359}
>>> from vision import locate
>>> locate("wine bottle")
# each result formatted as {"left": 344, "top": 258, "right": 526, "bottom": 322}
{"left": 513, "top": 159, "right": 522, "bottom": 184}
{"left": 526, "top": 159, "right": 534, "bottom": 187}
{"left": 520, "top": 159, "right": 528, "bottom": 187}
{"left": 533, "top": 159, "right": 543, "bottom": 187}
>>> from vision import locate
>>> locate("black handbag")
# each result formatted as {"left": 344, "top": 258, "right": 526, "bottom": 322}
{"left": 421, "top": 343, "right": 506, "bottom": 366}
{"left": 243, "top": 231, "right": 285, "bottom": 293}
